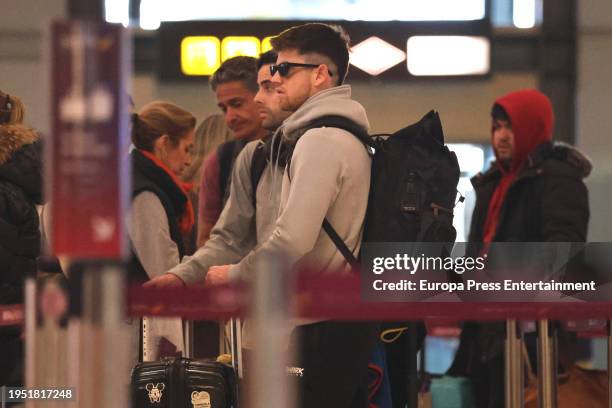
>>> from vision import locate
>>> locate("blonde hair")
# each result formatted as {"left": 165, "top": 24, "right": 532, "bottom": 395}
{"left": 131, "top": 101, "right": 196, "bottom": 151}
{"left": 0, "top": 90, "right": 26, "bottom": 124}
{"left": 181, "top": 114, "right": 233, "bottom": 184}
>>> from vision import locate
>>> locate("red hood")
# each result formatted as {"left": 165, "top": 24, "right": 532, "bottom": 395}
{"left": 493, "top": 89, "right": 554, "bottom": 173}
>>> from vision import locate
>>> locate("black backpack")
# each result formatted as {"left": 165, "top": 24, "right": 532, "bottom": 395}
{"left": 361, "top": 110, "right": 460, "bottom": 245}
{"left": 251, "top": 110, "right": 461, "bottom": 259}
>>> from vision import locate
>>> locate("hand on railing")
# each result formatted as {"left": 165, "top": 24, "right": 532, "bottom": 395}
{"left": 144, "top": 273, "right": 186, "bottom": 289}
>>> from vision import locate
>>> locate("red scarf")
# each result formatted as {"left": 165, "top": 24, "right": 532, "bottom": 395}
{"left": 482, "top": 167, "right": 516, "bottom": 244}
{"left": 139, "top": 149, "right": 195, "bottom": 234}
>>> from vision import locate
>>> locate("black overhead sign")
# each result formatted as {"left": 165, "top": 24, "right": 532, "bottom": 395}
{"left": 158, "top": 19, "right": 492, "bottom": 82}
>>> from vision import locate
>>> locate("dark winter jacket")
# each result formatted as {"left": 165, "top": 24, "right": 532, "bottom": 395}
{"left": 469, "top": 141, "right": 591, "bottom": 243}
{"left": 0, "top": 125, "right": 43, "bottom": 304}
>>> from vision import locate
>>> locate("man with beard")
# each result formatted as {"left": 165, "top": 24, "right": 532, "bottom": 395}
{"left": 147, "top": 50, "right": 290, "bottom": 294}
{"left": 448, "top": 89, "right": 591, "bottom": 407}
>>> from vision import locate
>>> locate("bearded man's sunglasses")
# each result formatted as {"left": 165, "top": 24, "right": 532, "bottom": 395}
{"left": 270, "top": 62, "right": 333, "bottom": 78}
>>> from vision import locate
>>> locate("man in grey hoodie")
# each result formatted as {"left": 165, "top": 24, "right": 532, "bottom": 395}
{"left": 206, "top": 23, "right": 378, "bottom": 408}
{"left": 145, "top": 51, "right": 290, "bottom": 288}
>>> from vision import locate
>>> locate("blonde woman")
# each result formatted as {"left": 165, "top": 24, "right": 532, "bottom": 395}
{"left": 180, "top": 114, "right": 233, "bottom": 254}
{"left": 181, "top": 114, "right": 233, "bottom": 187}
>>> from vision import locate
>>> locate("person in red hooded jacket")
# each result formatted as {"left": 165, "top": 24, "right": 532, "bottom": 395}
{"left": 470, "top": 88, "right": 590, "bottom": 245}
{"left": 448, "top": 89, "right": 591, "bottom": 407}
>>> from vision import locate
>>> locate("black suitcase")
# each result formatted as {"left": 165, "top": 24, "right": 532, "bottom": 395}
{"left": 131, "top": 357, "right": 238, "bottom": 408}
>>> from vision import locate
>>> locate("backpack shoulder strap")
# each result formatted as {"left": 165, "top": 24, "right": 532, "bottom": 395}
{"left": 322, "top": 219, "right": 360, "bottom": 268}
{"left": 217, "top": 141, "right": 235, "bottom": 202}
{"left": 249, "top": 141, "right": 268, "bottom": 208}
{"left": 301, "top": 115, "right": 374, "bottom": 148}
{"left": 218, "top": 139, "right": 248, "bottom": 204}
{"left": 287, "top": 115, "right": 373, "bottom": 179}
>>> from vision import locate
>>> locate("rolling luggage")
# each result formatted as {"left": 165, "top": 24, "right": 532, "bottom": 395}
{"left": 131, "top": 357, "right": 237, "bottom": 407}
{"left": 131, "top": 319, "right": 241, "bottom": 408}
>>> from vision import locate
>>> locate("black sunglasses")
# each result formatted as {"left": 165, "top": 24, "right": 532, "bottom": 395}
{"left": 270, "top": 62, "right": 333, "bottom": 78}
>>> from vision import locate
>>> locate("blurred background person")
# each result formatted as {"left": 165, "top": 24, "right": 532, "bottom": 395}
{"left": 0, "top": 120, "right": 43, "bottom": 386}
{"left": 179, "top": 113, "right": 233, "bottom": 358}
{"left": 0, "top": 90, "right": 25, "bottom": 125}
{"left": 180, "top": 114, "right": 233, "bottom": 255}
{"left": 128, "top": 100, "right": 195, "bottom": 363}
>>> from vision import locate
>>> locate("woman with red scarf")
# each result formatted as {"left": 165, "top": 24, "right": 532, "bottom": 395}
{"left": 128, "top": 101, "right": 195, "bottom": 362}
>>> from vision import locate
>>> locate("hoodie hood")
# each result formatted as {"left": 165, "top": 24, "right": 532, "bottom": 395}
{"left": 0, "top": 125, "right": 43, "bottom": 204}
{"left": 281, "top": 85, "right": 370, "bottom": 142}
{"left": 493, "top": 88, "right": 554, "bottom": 173}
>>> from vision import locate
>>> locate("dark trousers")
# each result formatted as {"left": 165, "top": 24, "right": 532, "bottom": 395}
{"left": 0, "top": 331, "right": 23, "bottom": 386}
{"left": 289, "top": 321, "right": 380, "bottom": 408}
{"left": 447, "top": 322, "right": 505, "bottom": 408}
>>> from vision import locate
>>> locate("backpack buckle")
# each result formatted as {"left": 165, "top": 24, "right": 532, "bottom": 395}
{"left": 431, "top": 203, "right": 452, "bottom": 217}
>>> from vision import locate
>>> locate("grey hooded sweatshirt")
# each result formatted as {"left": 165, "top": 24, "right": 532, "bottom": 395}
{"left": 169, "top": 138, "right": 283, "bottom": 284}
{"left": 228, "top": 84, "right": 371, "bottom": 280}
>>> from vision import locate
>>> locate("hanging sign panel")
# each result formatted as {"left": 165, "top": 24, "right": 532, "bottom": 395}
{"left": 49, "top": 20, "right": 131, "bottom": 259}
{"left": 158, "top": 19, "right": 491, "bottom": 81}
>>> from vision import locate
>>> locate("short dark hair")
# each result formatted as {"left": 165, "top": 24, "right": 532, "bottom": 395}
{"left": 210, "top": 56, "right": 258, "bottom": 93}
{"left": 491, "top": 104, "right": 510, "bottom": 123}
{"left": 257, "top": 50, "right": 278, "bottom": 71}
{"left": 270, "top": 23, "right": 350, "bottom": 85}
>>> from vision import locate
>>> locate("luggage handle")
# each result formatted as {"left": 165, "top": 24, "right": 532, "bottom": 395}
{"left": 230, "top": 317, "right": 243, "bottom": 379}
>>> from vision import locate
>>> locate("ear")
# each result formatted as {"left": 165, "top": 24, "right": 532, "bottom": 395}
{"left": 157, "top": 383, "right": 165, "bottom": 391}
{"left": 153, "top": 134, "right": 170, "bottom": 155}
{"left": 313, "top": 64, "right": 333, "bottom": 88}
{"left": 145, "top": 384, "right": 153, "bottom": 391}
{"left": 159, "top": 134, "right": 170, "bottom": 147}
